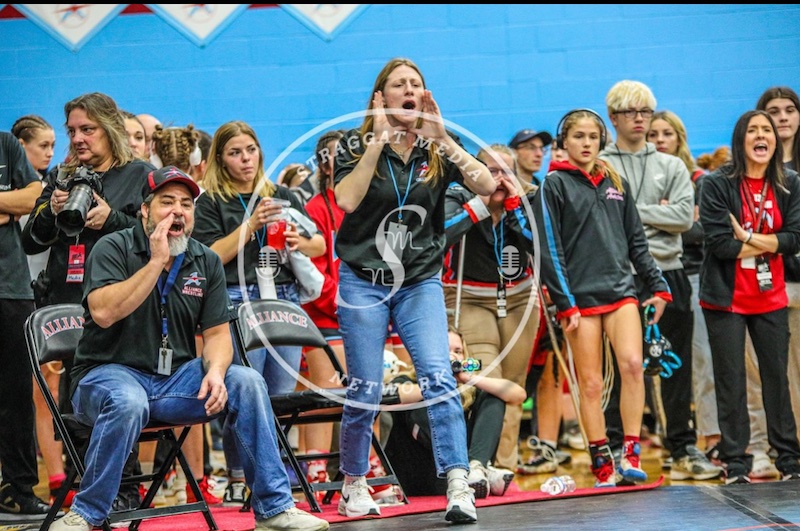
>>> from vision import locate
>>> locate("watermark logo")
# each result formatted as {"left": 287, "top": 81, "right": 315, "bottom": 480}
{"left": 234, "top": 107, "right": 544, "bottom": 412}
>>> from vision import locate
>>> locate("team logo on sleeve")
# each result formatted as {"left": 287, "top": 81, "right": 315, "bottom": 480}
{"left": 182, "top": 272, "right": 206, "bottom": 296}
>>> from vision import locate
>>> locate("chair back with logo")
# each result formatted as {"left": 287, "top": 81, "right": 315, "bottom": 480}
{"left": 232, "top": 298, "right": 404, "bottom": 512}
{"left": 25, "top": 303, "right": 218, "bottom": 531}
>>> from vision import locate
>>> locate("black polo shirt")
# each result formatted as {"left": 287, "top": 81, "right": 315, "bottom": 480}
{"left": 71, "top": 222, "right": 234, "bottom": 395}
{"left": 193, "top": 186, "right": 315, "bottom": 287}
{"left": 333, "top": 128, "right": 466, "bottom": 287}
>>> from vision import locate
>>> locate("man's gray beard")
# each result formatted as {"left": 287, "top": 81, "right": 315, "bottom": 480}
{"left": 146, "top": 218, "right": 191, "bottom": 256}
{"left": 167, "top": 234, "right": 189, "bottom": 256}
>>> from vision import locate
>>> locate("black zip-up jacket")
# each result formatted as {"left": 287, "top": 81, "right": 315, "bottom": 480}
{"left": 699, "top": 167, "right": 800, "bottom": 308}
{"left": 534, "top": 163, "right": 670, "bottom": 318}
{"left": 21, "top": 160, "right": 152, "bottom": 305}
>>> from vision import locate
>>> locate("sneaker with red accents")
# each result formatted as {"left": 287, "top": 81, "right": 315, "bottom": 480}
{"left": 186, "top": 476, "right": 222, "bottom": 505}
{"left": 590, "top": 444, "right": 616, "bottom": 488}
{"left": 367, "top": 456, "right": 403, "bottom": 505}
{"left": 306, "top": 458, "right": 330, "bottom": 502}
{"left": 618, "top": 440, "right": 647, "bottom": 484}
{"left": 49, "top": 478, "right": 76, "bottom": 508}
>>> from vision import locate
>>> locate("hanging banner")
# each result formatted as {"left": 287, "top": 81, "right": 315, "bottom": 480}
{"left": 146, "top": 4, "right": 250, "bottom": 47}
{"left": 14, "top": 4, "right": 128, "bottom": 52}
{"left": 280, "top": 4, "right": 368, "bottom": 41}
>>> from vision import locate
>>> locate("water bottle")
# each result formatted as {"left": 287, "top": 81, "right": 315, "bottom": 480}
{"left": 540, "top": 475, "right": 577, "bottom": 495}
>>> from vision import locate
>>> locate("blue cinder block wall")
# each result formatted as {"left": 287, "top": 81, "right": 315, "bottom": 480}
{"left": 1, "top": 4, "right": 798, "bottom": 175}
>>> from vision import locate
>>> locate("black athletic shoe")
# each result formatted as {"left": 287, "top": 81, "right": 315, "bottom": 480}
{"left": 0, "top": 483, "right": 52, "bottom": 522}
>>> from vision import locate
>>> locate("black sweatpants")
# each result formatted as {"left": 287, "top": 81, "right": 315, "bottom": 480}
{"left": 703, "top": 307, "right": 800, "bottom": 473}
{"left": 0, "top": 298, "right": 38, "bottom": 492}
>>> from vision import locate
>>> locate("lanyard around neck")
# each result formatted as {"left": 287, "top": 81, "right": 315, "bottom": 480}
{"left": 492, "top": 218, "right": 505, "bottom": 277}
{"left": 741, "top": 179, "right": 769, "bottom": 233}
{"left": 386, "top": 158, "right": 416, "bottom": 222}
{"left": 238, "top": 194, "right": 265, "bottom": 248}
{"left": 157, "top": 253, "right": 185, "bottom": 340}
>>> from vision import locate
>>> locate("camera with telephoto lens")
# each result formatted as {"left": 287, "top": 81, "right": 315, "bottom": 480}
{"left": 452, "top": 358, "right": 482, "bottom": 374}
{"left": 55, "top": 166, "right": 104, "bottom": 237}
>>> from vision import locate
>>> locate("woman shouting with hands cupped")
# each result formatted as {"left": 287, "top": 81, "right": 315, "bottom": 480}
{"left": 332, "top": 57, "right": 496, "bottom": 524}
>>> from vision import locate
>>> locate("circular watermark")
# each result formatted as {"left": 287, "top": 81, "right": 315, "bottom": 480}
{"left": 233, "top": 107, "right": 544, "bottom": 412}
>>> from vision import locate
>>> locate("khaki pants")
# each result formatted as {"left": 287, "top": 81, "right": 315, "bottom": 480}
{"left": 444, "top": 286, "right": 539, "bottom": 469}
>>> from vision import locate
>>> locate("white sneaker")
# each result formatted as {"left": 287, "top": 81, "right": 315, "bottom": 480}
{"left": 50, "top": 511, "right": 92, "bottom": 531}
{"left": 337, "top": 476, "right": 380, "bottom": 518}
{"left": 486, "top": 464, "right": 515, "bottom": 496}
{"left": 445, "top": 480, "right": 477, "bottom": 523}
{"left": 172, "top": 472, "right": 187, "bottom": 504}
{"left": 255, "top": 506, "right": 329, "bottom": 530}
{"left": 467, "top": 460, "right": 489, "bottom": 499}
{"left": 750, "top": 451, "right": 780, "bottom": 479}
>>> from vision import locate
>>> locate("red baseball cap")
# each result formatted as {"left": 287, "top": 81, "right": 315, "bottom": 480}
{"left": 143, "top": 166, "right": 200, "bottom": 199}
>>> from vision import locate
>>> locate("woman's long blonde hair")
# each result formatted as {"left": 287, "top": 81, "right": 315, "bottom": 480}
{"left": 649, "top": 110, "right": 697, "bottom": 173}
{"left": 202, "top": 120, "right": 275, "bottom": 200}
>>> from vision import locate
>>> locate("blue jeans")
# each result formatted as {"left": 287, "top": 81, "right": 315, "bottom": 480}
{"left": 336, "top": 262, "right": 468, "bottom": 477}
{"left": 224, "top": 283, "right": 302, "bottom": 476}
{"left": 70, "top": 358, "right": 294, "bottom": 526}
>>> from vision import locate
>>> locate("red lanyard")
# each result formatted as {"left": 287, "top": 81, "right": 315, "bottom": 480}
{"left": 741, "top": 179, "right": 769, "bottom": 233}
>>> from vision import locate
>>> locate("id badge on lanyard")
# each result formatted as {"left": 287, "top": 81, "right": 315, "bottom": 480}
{"left": 756, "top": 255, "right": 773, "bottom": 292}
{"left": 496, "top": 280, "right": 507, "bottom": 318}
{"left": 66, "top": 244, "right": 85, "bottom": 283}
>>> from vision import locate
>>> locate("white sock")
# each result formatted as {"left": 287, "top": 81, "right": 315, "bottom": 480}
{"left": 447, "top": 468, "right": 469, "bottom": 490}
{"left": 344, "top": 475, "right": 361, "bottom": 486}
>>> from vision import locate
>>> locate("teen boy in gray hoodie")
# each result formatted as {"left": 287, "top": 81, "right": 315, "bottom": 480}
{"left": 598, "top": 80, "right": 722, "bottom": 482}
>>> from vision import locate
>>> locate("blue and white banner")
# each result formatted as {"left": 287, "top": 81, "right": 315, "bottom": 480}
{"left": 14, "top": 4, "right": 127, "bottom": 52}
{"left": 280, "top": 4, "right": 368, "bottom": 41}
{"left": 146, "top": 4, "right": 250, "bottom": 47}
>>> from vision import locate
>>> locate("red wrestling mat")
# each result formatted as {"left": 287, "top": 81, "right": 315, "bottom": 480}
{"left": 104, "top": 476, "right": 664, "bottom": 530}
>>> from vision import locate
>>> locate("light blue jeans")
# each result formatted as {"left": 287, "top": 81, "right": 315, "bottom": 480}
{"left": 70, "top": 358, "right": 294, "bottom": 526}
{"left": 336, "top": 262, "right": 469, "bottom": 477}
{"left": 224, "top": 283, "right": 302, "bottom": 477}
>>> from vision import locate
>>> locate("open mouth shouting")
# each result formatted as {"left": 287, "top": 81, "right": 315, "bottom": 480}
{"left": 168, "top": 217, "right": 186, "bottom": 237}
{"left": 753, "top": 141, "right": 770, "bottom": 156}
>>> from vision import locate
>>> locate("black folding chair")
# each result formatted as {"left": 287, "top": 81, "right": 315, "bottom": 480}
{"left": 232, "top": 298, "right": 407, "bottom": 512}
{"left": 25, "top": 303, "right": 218, "bottom": 531}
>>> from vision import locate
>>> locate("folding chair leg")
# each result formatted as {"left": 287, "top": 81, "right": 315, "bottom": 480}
{"left": 369, "top": 433, "right": 408, "bottom": 504}
{"left": 247, "top": 417, "right": 322, "bottom": 513}
{"left": 43, "top": 468, "right": 79, "bottom": 529}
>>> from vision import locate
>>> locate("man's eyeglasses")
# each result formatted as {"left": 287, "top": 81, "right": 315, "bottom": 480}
{"left": 613, "top": 109, "right": 654, "bottom": 120}
{"left": 516, "top": 144, "right": 550, "bottom": 154}
{"left": 488, "top": 167, "right": 516, "bottom": 177}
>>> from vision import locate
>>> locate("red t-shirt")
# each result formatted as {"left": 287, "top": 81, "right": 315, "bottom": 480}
{"left": 730, "top": 177, "right": 787, "bottom": 314}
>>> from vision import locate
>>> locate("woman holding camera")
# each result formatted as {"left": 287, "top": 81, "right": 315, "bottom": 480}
{"left": 21, "top": 92, "right": 153, "bottom": 511}
{"left": 22, "top": 92, "right": 152, "bottom": 306}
